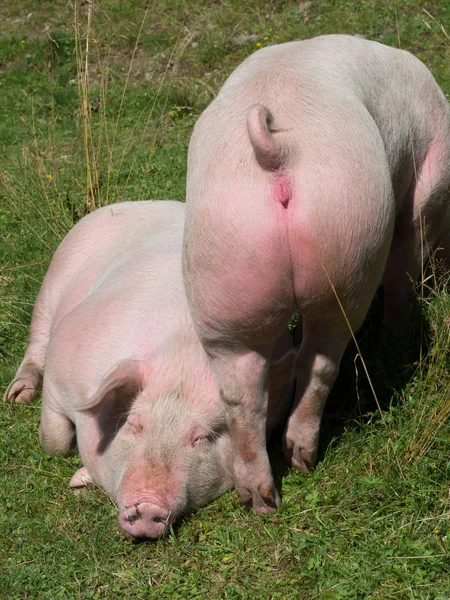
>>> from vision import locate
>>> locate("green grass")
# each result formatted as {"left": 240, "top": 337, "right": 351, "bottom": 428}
{"left": 1, "top": 1, "right": 450, "bottom": 598}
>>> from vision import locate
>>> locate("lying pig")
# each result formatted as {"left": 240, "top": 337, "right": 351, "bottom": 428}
{"left": 183, "top": 34, "right": 450, "bottom": 513}
{"left": 4, "top": 200, "right": 295, "bottom": 538}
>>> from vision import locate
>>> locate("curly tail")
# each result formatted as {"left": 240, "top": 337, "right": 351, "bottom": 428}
{"left": 247, "top": 104, "right": 290, "bottom": 171}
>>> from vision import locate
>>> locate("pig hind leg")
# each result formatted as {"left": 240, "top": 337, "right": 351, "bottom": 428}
{"left": 434, "top": 228, "right": 450, "bottom": 264}
{"left": 3, "top": 287, "right": 51, "bottom": 403}
{"left": 209, "top": 344, "right": 280, "bottom": 514}
{"left": 283, "top": 319, "right": 350, "bottom": 471}
{"left": 384, "top": 142, "right": 450, "bottom": 333}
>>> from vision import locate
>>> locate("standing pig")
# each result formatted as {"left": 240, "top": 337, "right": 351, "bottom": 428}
{"left": 4, "top": 200, "right": 295, "bottom": 538}
{"left": 183, "top": 34, "right": 450, "bottom": 513}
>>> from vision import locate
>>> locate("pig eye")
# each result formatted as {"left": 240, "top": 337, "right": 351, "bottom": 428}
{"left": 192, "top": 435, "right": 210, "bottom": 448}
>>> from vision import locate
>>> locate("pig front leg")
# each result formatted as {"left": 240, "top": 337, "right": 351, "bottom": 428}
{"left": 384, "top": 137, "right": 450, "bottom": 332}
{"left": 384, "top": 218, "right": 450, "bottom": 334}
{"left": 284, "top": 319, "right": 350, "bottom": 472}
{"left": 210, "top": 345, "right": 280, "bottom": 514}
{"left": 3, "top": 360, "right": 43, "bottom": 404}
{"left": 39, "top": 402, "right": 77, "bottom": 457}
{"left": 70, "top": 467, "right": 93, "bottom": 492}
{"left": 383, "top": 225, "right": 422, "bottom": 334}
{"left": 3, "top": 286, "right": 51, "bottom": 403}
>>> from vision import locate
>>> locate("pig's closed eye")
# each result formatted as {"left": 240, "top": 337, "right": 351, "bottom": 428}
{"left": 192, "top": 434, "right": 213, "bottom": 449}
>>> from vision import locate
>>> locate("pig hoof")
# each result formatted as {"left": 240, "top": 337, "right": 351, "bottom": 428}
{"left": 236, "top": 483, "right": 280, "bottom": 515}
{"left": 70, "top": 467, "right": 94, "bottom": 492}
{"left": 284, "top": 444, "right": 315, "bottom": 473}
{"left": 234, "top": 458, "right": 280, "bottom": 514}
{"left": 3, "top": 377, "right": 36, "bottom": 404}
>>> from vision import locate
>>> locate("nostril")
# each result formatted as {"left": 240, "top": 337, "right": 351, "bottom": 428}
{"left": 153, "top": 509, "right": 171, "bottom": 525}
{"left": 124, "top": 503, "right": 142, "bottom": 523}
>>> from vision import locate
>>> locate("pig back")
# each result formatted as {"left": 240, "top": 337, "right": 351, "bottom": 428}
{"left": 49, "top": 201, "right": 185, "bottom": 328}
{"left": 43, "top": 201, "right": 187, "bottom": 414}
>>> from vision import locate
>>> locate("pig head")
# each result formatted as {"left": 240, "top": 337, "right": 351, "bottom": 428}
{"left": 71, "top": 325, "right": 295, "bottom": 539}
{"left": 69, "top": 353, "right": 235, "bottom": 539}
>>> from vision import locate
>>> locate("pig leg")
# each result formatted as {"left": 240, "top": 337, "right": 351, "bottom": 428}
{"left": 383, "top": 223, "right": 422, "bottom": 334}
{"left": 209, "top": 345, "right": 279, "bottom": 514}
{"left": 3, "top": 361, "right": 42, "bottom": 404}
{"left": 283, "top": 319, "right": 350, "bottom": 472}
{"left": 3, "top": 288, "right": 51, "bottom": 403}
{"left": 435, "top": 228, "right": 450, "bottom": 264}
{"left": 70, "top": 467, "right": 93, "bottom": 492}
{"left": 384, "top": 141, "right": 450, "bottom": 332}
{"left": 39, "top": 402, "right": 76, "bottom": 457}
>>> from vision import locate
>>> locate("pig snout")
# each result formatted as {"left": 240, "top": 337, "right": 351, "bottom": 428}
{"left": 118, "top": 500, "right": 172, "bottom": 539}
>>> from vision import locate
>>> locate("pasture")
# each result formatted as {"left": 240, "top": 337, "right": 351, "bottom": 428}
{"left": 1, "top": 1, "right": 449, "bottom": 598}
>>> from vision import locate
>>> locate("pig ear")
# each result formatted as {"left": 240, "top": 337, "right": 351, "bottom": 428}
{"left": 75, "top": 359, "right": 150, "bottom": 412}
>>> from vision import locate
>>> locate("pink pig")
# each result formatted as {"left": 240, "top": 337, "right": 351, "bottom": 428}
{"left": 4, "top": 200, "right": 295, "bottom": 538}
{"left": 183, "top": 35, "right": 450, "bottom": 513}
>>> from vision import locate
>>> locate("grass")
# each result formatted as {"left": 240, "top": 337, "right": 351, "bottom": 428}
{"left": 1, "top": 1, "right": 450, "bottom": 598}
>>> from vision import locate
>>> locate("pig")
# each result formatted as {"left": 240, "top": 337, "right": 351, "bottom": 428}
{"left": 4, "top": 200, "right": 295, "bottom": 538}
{"left": 183, "top": 34, "right": 450, "bottom": 514}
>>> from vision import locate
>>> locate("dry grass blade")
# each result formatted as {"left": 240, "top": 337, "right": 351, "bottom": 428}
{"left": 74, "top": 2, "right": 100, "bottom": 213}
{"left": 125, "top": 30, "right": 187, "bottom": 201}
{"left": 20, "top": 100, "right": 69, "bottom": 240}
{"left": 423, "top": 8, "right": 450, "bottom": 45}
{"left": 105, "top": 0, "right": 155, "bottom": 204}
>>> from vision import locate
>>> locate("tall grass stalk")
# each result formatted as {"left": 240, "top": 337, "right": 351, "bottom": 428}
{"left": 74, "top": 1, "right": 100, "bottom": 213}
